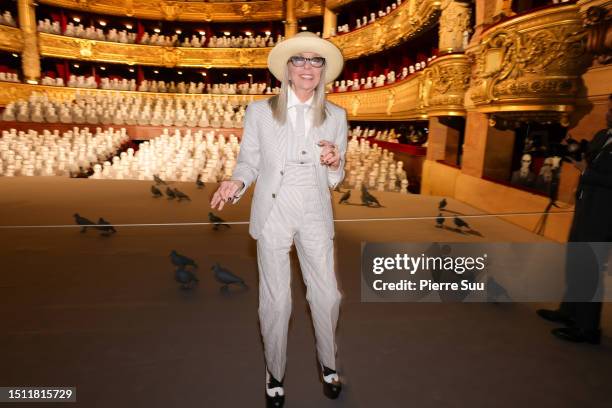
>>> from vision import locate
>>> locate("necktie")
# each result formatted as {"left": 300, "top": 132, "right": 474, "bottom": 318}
{"left": 295, "top": 104, "right": 305, "bottom": 138}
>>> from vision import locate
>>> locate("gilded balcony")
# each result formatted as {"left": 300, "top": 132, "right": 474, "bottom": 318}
{"left": 0, "top": 25, "right": 24, "bottom": 53}
{"left": 421, "top": 53, "right": 470, "bottom": 117}
{"left": 469, "top": 3, "right": 592, "bottom": 123}
{"left": 37, "top": 0, "right": 321, "bottom": 22}
{"left": 38, "top": 33, "right": 271, "bottom": 68}
{"left": 327, "top": 73, "right": 426, "bottom": 121}
{"left": 330, "top": 0, "right": 441, "bottom": 60}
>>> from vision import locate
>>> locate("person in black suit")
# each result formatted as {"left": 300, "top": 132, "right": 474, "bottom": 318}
{"left": 537, "top": 94, "right": 612, "bottom": 344}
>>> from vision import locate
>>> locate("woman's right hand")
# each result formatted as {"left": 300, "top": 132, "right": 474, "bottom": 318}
{"left": 210, "top": 180, "right": 244, "bottom": 211}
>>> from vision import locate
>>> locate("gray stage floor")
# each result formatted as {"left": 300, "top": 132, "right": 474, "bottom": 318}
{"left": 1, "top": 177, "right": 610, "bottom": 407}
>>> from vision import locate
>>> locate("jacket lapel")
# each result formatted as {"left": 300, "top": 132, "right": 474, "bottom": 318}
{"left": 275, "top": 119, "right": 290, "bottom": 165}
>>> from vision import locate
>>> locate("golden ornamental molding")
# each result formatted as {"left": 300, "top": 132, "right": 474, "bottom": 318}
{"left": 37, "top": 0, "right": 321, "bottom": 22}
{"left": 421, "top": 53, "right": 470, "bottom": 116}
{"left": 469, "top": 3, "right": 591, "bottom": 122}
{"left": 326, "top": 0, "right": 354, "bottom": 11}
{"left": 0, "top": 81, "right": 268, "bottom": 107}
{"left": 0, "top": 25, "right": 24, "bottom": 53}
{"left": 330, "top": 0, "right": 441, "bottom": 60}
{"left": 327, "top": 73, "right": 427, "bottom": 120}
{"left": 38, "top": 33, "right": 271, "bottom": 68}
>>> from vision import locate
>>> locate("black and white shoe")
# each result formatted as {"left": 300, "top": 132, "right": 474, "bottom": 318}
{"left": 265, "top": 368, "right": 285, "bottom": 408}
{"left": 321, "top": 365, "right": 342, "bottom": 399}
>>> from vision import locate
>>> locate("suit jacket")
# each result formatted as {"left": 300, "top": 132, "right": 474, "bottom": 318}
{"left": 231, "top": 97, "right": 349, "bottom": 240}
{"left": 569, "top": 128, "right": 612, "bottom": 241}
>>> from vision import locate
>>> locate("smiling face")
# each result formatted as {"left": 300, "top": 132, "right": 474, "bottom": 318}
{"left": 287, "top": 52, "right": 323, "bottom": 95}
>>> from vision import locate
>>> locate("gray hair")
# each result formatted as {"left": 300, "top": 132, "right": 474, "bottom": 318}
{"left": 268, "top": 62, "right": 328, "bottom": 127}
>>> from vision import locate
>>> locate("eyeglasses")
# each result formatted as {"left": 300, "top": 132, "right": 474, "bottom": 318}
{"left": 288, "top": 56, "right": 325, "bottom": 68}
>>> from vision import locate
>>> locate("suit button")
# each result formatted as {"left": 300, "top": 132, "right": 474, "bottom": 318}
{"left": 301, "top": 150, "right": 307, "bottom": 154}
{"left": 280, "top": 170, "right": 284, "bottom": 175}
{"left": 272, "top": 193, "right": 276, "bottom": 198}
{"left": 300, "top": 161, "right": 304, "bottom": 164}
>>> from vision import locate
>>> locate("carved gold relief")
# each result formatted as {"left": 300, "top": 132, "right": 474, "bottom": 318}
{"left": 330, "top": 0, "right": 441, "bottom": 60}
{"left": 36, "top": 0, "right": 320, "bottom": 22}
{"left": 0, "top": 25, "right": 24, "bottom": 52}
{"left": 578, "top": 0, "right": 612, "bottom": 65}
{"left": 327, "top": 73, "right": 427, "bottom": 120}
{"left": 38, "top": 33, "right": 270, "bottom": 68}
{"left": 326, "top": 0, "right": 354, "bottom": 11}
{"left": 422, "top": 54, "right": 471, "bottom": 116}
{"left": 469, "top": 3, "right": 591, "bottom": 119}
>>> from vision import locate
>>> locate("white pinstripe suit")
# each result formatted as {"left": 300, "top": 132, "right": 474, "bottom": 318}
{"left": 231, "top": 98, "right": 348, "bottom": 239}
{"left": 231, "top": 96, "right": 348, "bottom": 381}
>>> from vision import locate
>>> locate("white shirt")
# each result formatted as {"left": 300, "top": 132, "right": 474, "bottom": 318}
{"left": 287, "top": 86, "right": 314, "bottom": 137}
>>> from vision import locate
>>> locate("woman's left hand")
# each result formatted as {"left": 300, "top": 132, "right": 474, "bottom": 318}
{"left": 318, "top": 140, "right": 340, "bottom": 170}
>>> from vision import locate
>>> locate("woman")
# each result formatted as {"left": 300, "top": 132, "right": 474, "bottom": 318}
{"left": 210, "top": 32, "right": 347, "bottom": 407}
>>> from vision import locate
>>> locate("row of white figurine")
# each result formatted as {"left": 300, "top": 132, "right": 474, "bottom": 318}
{"left": 138, "top": 32, "right": 285, "bottom": 48}
{"left": 0, "top": 10, "right": 16, "bottom": 27}
{"left": 90, "top": 129, "right": 240, "bottom": 182}
{"left": 352, "top": 127, "right": 400, "bottom": 142}
{"left": 41, "top": 75, "right": 99, "bottom": 89}
{"left": 2, "top": 100, "right": 245, "bottom": 128}
{"left": 334, "top": 0, "right": 402, "bottom": 35}
{"left": 333, "top": 56, "right": 436, "bottom": 92}
{"left": 39, "top": 74, "right": 281, "bottom": 95}
{"left": 2, "top": 92, "right": 247, "bottom": 125}
{"left": 0, "top": 127, "right": 128, "bottom": 177}
{"left": 0, "top": 72, "right": 19, "bottom": 83}
{"left": 37, "top": 18, "right": 284, "bottom": 49}
{"left": 64, "top": 22, "right": 137, "bottom": 43}
{"left": 25, "top": 91, "right": 250, "bottom": 111}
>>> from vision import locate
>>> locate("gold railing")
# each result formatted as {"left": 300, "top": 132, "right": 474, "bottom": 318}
{"left": 421, "top": 53, "right": 470, "bottom": 117}
{"left": 328, "top": 73, "right": 426, "bottom": 120}
{"left": 37, "top": 0, "right": 322, "bottom": 22}
{"left": 330, "top": 0, "right": 441, "bottom": 60}
{"left": 469, "top": 3, "right": 591, "bottom": 124}
{"left": 38, "top": 33, "right": 271, "bottom": 68}
{"left": 0, "top": 25, "right": 23, "bottom": 53}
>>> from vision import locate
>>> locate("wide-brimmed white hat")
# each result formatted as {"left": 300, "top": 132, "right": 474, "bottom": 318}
{"left": 267, "top": 32, "right": 344, "bottom": 84}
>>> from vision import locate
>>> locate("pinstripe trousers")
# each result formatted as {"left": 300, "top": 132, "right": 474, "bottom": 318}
{"left": 257, "top": 124, "right": 342, "bottom": 382}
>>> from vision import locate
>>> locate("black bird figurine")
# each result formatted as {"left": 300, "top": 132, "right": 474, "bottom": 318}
{"left": 153, "top": 174, "right": 167, "bottom": 185}
{"left": 208, "top": 212, "right": 230, "bottom": 230}
{"left": 166, "top": 187, "right": 176, "bottom": 200}
{"left": 175, "top": 266, "right": 199, "bottom": 290}
{"left": 435, "top": 213, "right": 445, "bottom": 228}
{"left": 73, "top": 213, "right": 96, "bottom": 233}
{"left": 211, "top": 263, "right": 248, "bottom": 291}
{"left": 361, "top": 185, "right": 381, "bottom": 207}
{"left": 196, "top": 174, "right": 205, "bottom": 189}
{"left": 438, "top": 198, "right": 447, "bottom": 210}
{"left": 339, "top": 189, "right": 351, "bottom": 204}
{"left": 96, "top": 217, "right": 117, "bottom": 235}
{"left": 151, "top": 185, "right": 163, "bottom": 198}
{"left": 170, "top": 250, "right": 198, "bottom": 269}
{"left": 454, "top": 216, "right": 470, "bottom": 230}
{"left": 174, "top": 188, "right": 191, "bottom": 201}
